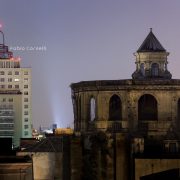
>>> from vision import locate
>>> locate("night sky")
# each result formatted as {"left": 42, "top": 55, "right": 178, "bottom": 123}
{"left": 1, "top": 0, "right": 180, "bottom": 129}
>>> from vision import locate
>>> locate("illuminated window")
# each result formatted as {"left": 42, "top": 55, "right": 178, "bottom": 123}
{"left": 0, "top": 71, "right": 4, "bottom": 75}
{"left": 15, "top": 71, "right": 19, "bottom": 75}
{"left": 14, "top": 78, "right": 20, "bottom": 82}
{"left": 90, "top": 97, "right": 96, "bottom": 121}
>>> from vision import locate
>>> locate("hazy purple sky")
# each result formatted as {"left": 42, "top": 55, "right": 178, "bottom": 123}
{"left": 1, "top": 0, "right": 180, "bottom": 129}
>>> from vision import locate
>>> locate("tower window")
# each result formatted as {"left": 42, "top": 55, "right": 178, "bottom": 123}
{"left": 109, "top": 95, "right": 122, "bottom": 120}
{"left": 90, "top": 97, "right": 96, "bottom": 121}
{"left": 151, "top": 63, "right": 159, "bottom": 76}
{"left": 140, "top": 63, "right": 145, "bottom": 76}
{"left": 138, "top": 94, "right": 158, "bottom": 120}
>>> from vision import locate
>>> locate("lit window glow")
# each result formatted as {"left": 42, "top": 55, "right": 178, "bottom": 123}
{"left": 14, "top": 78, "right": 20, "bottom": 82}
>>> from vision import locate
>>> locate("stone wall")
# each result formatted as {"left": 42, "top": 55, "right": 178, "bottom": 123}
{"left": 135, "top": 158, "right": 180, "bottom": 180}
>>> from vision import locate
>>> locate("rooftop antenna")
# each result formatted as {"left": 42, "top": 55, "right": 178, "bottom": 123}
{"left": 0, "top": 24, "right": 5, "bottom": 45}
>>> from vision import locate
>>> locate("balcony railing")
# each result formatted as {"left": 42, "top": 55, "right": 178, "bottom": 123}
{"left": 87, "top": 120, "right": 128, "bottom": 132}
{"left": 107, "top": 121, "right": 128, "bottom": 132}
{"left": 138, "top": 121, "right": 171, "bottom": 132}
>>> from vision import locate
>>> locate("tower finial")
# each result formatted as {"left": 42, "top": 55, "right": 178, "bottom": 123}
{"left": 150, "top": 28, "right": 152, "bottom": 32}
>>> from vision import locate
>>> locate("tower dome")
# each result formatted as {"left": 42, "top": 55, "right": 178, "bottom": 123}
{"left": 132, "top": 29, "right": 172, "bottom": 79}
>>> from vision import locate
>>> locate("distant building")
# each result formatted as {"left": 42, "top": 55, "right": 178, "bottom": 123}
{"left": 0, "top": 30, "right": 32, "bottom": 147}
{"left": 71, "top": 29, "right": 180, "bottom": 179}
{"left": 17, "top": 136, "right": 71, "bottom": 180}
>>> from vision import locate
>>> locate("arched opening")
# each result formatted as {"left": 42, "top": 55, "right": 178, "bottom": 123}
{"left": 140, "top": 63, "right": 145, "bottom": 76}
{"left": 151, "top": 63, "right": 159, "bottom": 77}
{"left": 177, "top": 99, "right": 180, "bottom": 130}
{"left": 109, "top": 95, "right": 122, "bottom": 120}
{"left": 138, "top": 94, "right": 158, "bottom": 120}
{"left": 90, "top": 97, "right": 96, "bottom": 121}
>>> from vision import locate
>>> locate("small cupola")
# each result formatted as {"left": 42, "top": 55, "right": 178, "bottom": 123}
{"left": 132, "top": 29, "right": 172, "bottom": 80}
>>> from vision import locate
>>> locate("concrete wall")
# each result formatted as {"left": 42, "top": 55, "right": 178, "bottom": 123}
{"left": 17, "top": 152, "right": 62, "bottom": 180}
{"left": 0, "top": 163, "right": 33, "bottom": 180}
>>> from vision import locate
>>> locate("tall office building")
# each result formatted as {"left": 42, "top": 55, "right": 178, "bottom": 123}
{"left": 0, "top": 30, "right": 32, "bottom": 147}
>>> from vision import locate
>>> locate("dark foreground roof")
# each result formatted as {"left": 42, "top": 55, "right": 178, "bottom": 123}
{"left": 23, "top": 137, "right": 64, "bottom": 152}
{"left": 137, "top": 29, "right": 166, "bottom": 52}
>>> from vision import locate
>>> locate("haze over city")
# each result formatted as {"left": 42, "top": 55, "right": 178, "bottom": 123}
{"left": 1, "top": 0, "right": 180, "bottom": 129}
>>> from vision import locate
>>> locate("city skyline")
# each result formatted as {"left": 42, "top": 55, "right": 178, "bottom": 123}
{"left": 1, "top": 0, "right": 180, "bottom": 129}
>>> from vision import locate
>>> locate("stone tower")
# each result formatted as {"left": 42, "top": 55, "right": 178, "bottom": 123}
{"left": 132, "top": 28, "right": 172, "bottom": 79}
{"left": 71, "top": 30, "right": 180, "bottom": 180}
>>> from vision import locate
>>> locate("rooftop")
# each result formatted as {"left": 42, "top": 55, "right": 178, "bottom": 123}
{"left": 137, "top": 28, "right": 166, "bottom": 52}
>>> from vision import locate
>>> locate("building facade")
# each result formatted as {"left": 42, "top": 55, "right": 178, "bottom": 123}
{"left": 0, "top": 31, "right": 32, "bottom": 147}
{"left": 71, "top": 29, "right": 180, "bottom": 179}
